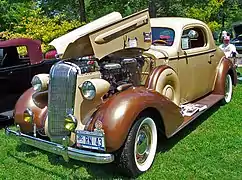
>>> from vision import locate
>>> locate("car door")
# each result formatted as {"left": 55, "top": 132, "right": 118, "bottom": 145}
{"left": 178, "top": 26, "right": 213, "bottom": 103}
{"left": 0, "top": 46, "right": 31, "bottom": 113}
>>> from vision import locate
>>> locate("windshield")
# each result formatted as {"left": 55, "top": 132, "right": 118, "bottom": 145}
{"left": 151, "top": 27, "right": 175, "bottom": 46}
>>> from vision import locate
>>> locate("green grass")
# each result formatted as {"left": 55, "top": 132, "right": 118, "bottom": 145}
{"left": 1, "top": 79, "right": 242, "bottom": 179}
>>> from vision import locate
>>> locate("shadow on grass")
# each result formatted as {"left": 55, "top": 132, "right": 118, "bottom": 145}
{"left": 11, "top": 143, "right": 128, "bottom": 180}
{"left": 156, "top": 104, "right": 220, "bottom": 153}
{"left": 0, "top": 118, "right": 13, "bottom": 129}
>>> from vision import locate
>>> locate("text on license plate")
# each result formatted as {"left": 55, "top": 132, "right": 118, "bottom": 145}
{"left": 76, "top": 131, "right": 105, "bottom": 151}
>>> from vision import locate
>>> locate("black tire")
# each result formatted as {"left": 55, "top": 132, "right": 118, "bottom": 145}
{"left": 221, "top": 73, "right": 233, "bottom": 104}
{"left": 115, "top": 116, "right": 157, "bottom": 177}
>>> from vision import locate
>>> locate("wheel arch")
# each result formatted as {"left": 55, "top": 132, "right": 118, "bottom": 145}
{"left": 213, "top": 57, "right": 237, "bottom": 95}
{"left": 14, "top": 88, "right": 47, "bottom": 133}
{"left": 145, "top": 65, "right": 181, "bottom": 106}
{"left": 135, "top": 107, "right": 165, "bottom": 136}
{"left": 87, "top": 86, "right": 183, "bottom": 152}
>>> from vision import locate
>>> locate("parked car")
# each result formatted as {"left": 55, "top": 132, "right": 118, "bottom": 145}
{"left": 230, "top": 21, "right": 242, "bottom": 54}
{"left": 6, "top": 9, "right": 237, "bottom": 177}
{"left": 0, "top": 38, "right": 58, "bottom": 121}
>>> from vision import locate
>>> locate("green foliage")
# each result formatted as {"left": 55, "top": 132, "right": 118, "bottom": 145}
{"left": 87, "top": 0, "right": 148, "bottom": 21}
{"left": 1, "top": 0, "right": 242, "bottom": 54}
{"left": 185, "top": 0, "right": 224, "bottom": 32}
{"left": 0, "top": 5, "right": 82, "bottom": 53}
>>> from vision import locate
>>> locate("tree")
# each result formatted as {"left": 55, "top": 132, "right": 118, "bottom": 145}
{"left": 0, "top": 3, "right": 82, "bottom": 53}
{"left": 38, "top": 0, "right": 87, "bottom": 22}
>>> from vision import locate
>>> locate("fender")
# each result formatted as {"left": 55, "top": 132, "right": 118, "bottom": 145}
{"left": 14, "top": 88, "right": 47, "bottom": 133}
{"left": 87, "top": 86, "right": 183, "bottom": 152}
{"left": 145, "top": 65, "right": 181, "bottom": 105}
{"left": 213, "top": 57, "right": 237, "bottom": 95}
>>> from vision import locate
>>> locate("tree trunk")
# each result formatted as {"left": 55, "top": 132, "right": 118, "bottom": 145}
{"left": 77, "top": 0, "right": 86, "bottom": 22}
{"left": 149, "top": 0, "right": 156, "bottom": 18}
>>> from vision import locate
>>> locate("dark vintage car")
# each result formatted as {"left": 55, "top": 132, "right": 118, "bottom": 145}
{"left": 0, "top": 38, "right": 58, "bottom": 120}
{"left": 230, "top": 21, "right": 242, "bottom": 54}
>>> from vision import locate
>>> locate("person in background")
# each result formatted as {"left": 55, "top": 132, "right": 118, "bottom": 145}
{"left": 219, "top": 35, "right": 238, "bottom": 58}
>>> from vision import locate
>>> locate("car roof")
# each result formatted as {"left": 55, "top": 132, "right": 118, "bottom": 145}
{"left": 150, "top": 17, "right": 206, "bottom": 29}
{"left": 0, "top": 38, "right": 43, "bottom": 64}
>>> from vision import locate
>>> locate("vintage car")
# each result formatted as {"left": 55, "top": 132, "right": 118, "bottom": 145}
{"left": 0, "top": 38, "right": 58, "bottom": 120}
{"left": 6, "top": 9, "right": 237, "bottom": 177}
{"left": 230, "top": 21, "right": 242, "bottom": 54}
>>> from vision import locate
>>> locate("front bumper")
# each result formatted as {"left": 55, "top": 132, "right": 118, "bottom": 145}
{"left": 5, "top": 127, "right": 114, "bottom": 164}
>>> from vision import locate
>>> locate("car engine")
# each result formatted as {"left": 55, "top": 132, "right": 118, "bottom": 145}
{"left": 71, "top": 55, "right": 144, "bottom": 97}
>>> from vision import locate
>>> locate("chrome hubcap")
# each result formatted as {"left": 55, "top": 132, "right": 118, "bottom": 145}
{"left": 135, "top": 124, "right": 152, "bottom": 164}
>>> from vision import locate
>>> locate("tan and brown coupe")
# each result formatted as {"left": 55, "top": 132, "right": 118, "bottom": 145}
{"left": 6, "top": 9, "right": 236, "bottom": 177}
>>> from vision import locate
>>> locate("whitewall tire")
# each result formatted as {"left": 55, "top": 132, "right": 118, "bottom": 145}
{"left": 222, "top": 74, "right": 233, "bottom": 104}
{"left": 116, "top": 117, "right": 157, "bottom": 177}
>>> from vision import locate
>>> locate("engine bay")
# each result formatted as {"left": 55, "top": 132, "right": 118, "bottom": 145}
{"left": 70, "top": 54, "right": 145, "bottom": 97}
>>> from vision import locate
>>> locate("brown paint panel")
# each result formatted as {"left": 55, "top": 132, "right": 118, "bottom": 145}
{"left": 88, "top": 86, "right": 183, "bottom": 152}
{"left": 14, "top": 88, "right": 47, "bottom": 133}
{"left": 213, "top": 57, "right": 237, "bottom": 95}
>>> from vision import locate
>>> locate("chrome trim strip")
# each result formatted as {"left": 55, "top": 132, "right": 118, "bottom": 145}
{"left": 5, "top": 127, "right": 114, "bottom": 164}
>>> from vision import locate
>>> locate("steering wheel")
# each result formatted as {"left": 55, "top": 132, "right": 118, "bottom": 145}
{"left": 152, "top": 40, "right": 167, "bottom": 46}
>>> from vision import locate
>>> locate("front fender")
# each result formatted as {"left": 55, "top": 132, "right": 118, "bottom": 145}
{"left": 213, "top": 57, "right": 237, "bottom": 95}
{"left": 14, "top": 88, "right": 47, "bottom": 133}
{"left": 88, "top": 86, "right": 183, "bottom": 152}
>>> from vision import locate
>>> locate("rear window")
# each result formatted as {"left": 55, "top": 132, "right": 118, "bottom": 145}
{"left": 151, "top": 27, "right": 175, "bottom": 46}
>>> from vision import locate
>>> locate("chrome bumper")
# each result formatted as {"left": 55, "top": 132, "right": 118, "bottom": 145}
{"left": 5, "top": 127, "right": 114, "bottom": 164}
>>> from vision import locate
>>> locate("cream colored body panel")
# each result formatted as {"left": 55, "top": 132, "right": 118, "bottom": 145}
{"left": 146, "top": 17, "right": 222, "bottom": 104}
{"left": 51, "top": 10, "right": 151, "bottom": 60}
{"left": 49, "top": 12, "right": 122, "bottom": 55}
{"left": 74, "top": 71, "right": 101, "bottom": 130}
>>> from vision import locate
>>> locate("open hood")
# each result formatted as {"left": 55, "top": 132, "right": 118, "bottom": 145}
{"left": 50, "top": 9, "right": 151, "bottom": 60}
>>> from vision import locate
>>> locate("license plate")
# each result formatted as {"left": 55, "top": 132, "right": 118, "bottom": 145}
{"left": 76, "top": 130, "right": 105, "bottom": 151}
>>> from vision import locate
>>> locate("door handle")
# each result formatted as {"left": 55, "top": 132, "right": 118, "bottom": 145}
{"left": 8, "top": 71, "right": 13, "bottom": 75}
{"left": 208, "top": 54, "right": 214, "bottom": 64}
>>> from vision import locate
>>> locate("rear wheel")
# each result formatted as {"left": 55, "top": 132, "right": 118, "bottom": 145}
{"left": 221, "top": 73, "right": 233, "bottom": 104}
{"left": 116, "top": 116, "right": 157, "bottom": 177}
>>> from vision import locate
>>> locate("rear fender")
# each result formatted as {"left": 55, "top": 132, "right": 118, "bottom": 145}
{"left": 14, "top": 88, "right": 47, "bottom": 133}
{"left": 213, "top": 57, "right": 237, "bottom": 95}
{"left": 88, "top": 86, "right": 183, "bottom": 152}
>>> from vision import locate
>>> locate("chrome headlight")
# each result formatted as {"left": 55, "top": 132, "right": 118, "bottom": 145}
{"left": 31, "top": 74, "right": 49, "bottom": 92}
{"left": 81, "top": 81, "right": 96, "bottom": 100}
{"left": 31, "top": 76, "right": 42, "bottom": 91}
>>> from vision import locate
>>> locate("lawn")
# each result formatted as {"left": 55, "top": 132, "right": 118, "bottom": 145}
{"left": 0, "top": 80, "right": 242, "bottom": 179}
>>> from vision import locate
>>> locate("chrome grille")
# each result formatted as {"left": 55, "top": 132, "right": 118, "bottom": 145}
{"left": 48, "top": 62, "right": 78, "bottom": 137}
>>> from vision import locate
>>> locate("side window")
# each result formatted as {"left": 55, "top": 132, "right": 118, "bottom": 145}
{"left": 181, "top": 27, "right": 206, "bottom": 50}
{"left": 0, "top": 48, "right": 7, "bottom": 67}
{"left": 0, "top": 46, "right": 30, "bottom": 68}
{"left": 17, "top": 46, "right": 30, "bottom": 64}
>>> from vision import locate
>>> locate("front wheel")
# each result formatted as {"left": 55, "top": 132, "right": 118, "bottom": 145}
{"left": 221, "top": 73, "right": 233, "bottom": 104}
{"left": 116, "top": 117, "right": 157, "bottom": 177}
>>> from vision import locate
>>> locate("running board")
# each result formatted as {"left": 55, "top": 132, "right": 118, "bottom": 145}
{"left": 168, "top": 94, "right": 224, "bottom": 137}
